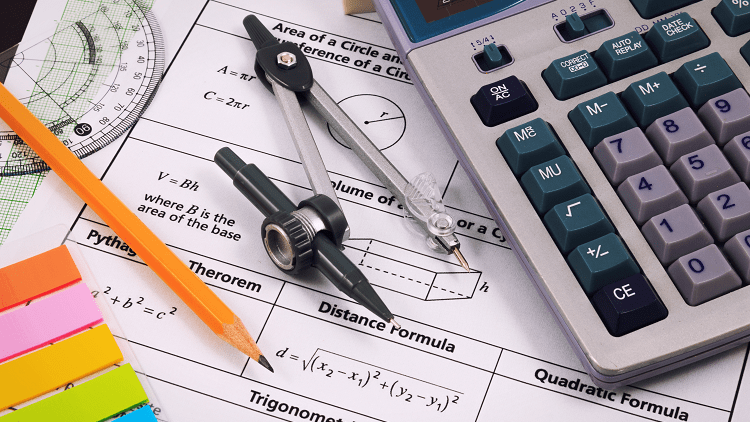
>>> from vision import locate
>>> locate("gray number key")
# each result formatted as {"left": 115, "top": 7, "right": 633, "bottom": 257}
{"left": 670, "top": 144, "right": 740, "bottom": 203}
{"left": 697, "top": 182, "right": 750, "bottom": 242}
{"left": 593, "top": 128, "right": 663, "bottom": 185}
{"left": 724, "top": 229, "right": 750, "bottom": 284}
{"left": 723, "top": 131, "right": 750, "bottom": 182}
{"left": 642, "top": 204, "right": 713, "bottom": 265}
{"left": 645, "top": 107, "right": 714, "bottom": 165}
{"left": 618, "top": 165, "right": 689, "bottom": 225}
{"left": 698, "top": 88, "right": 750, "bottom": 146}
{"left": 667, "top": 244, "right": 742, "bottom": 306}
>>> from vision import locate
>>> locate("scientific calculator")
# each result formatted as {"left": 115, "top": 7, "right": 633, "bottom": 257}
{"left": 373, "top": 0, "right": 750, "bottom": 387}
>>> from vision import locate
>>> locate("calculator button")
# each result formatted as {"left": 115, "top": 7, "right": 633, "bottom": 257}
{"left": 697, "top": 182, "right": 750, "bottom": 242}
{"left": 667, "top": 244, "right": 742, "bottom": 306}
{"left": 569, "top": 92, "right": 638, "bottom": 149}
{"left": 543, "top": 194, "right": 615, "bottom": 254}
{"left": 713, "top": 0, "right": 750, "bottom": 36}
{"left": 724, "top": 132, "right": 750, "bottom": 181}
{"left": 594, "top": 31, "right": 658, "bottom": 82}
{"left": 673, "top": 53, "right": 743, "bottom": 109}
{"left": 591, "top": 274, "right": 668, "bottom": 336}
{"left": 471, "top": 76, "right": 539, "bottom": 127}
{"left": 543, "top": 50, "right": 607, "bottom": 100}
{"left": 593, "top": 128, "right": 663, "bottom": 185}
{"left": 724, "top": 229, "right": 750, "bottom": 284}
{"left": 618, "top": 165, "right": 689, "bottom": 225}
{"left": 644, "top": 13, "right": 710, "bottom": 63}
{"left": 641, "top": 204, "right": 713, "bottom": 264}
{"left": 568, "top": 233, "right": 640, "bottom": 295}
{"left": 520, "top": 156, "right": 591, "bottom": 214}
{"left": 621, "top": 72, "right": 690, "bottom": 128}
{"left": 629, "top": 0, "right": 700, "bottom": 19}
{"left": 645, "top": 108, "right": 714, "bottom": 165}
{"left": 742, "top": 40, "right": 750, "bottom": 67}
{"left": 670, "top": 144, "right": 740, "bottom": 203}
{"left": 497, "top": 118, "right": 565, "bottom": 176}
{"left": 698, "top": 88, "right": 750, "bottom": 146}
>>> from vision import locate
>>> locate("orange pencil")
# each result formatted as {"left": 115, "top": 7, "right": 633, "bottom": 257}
{"left": 0, "top": 82, "right": 273, "bottom": 372}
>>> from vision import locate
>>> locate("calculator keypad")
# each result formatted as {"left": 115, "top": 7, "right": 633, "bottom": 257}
{"left": 568, "top": 52, "right": 750, "bottom": 309}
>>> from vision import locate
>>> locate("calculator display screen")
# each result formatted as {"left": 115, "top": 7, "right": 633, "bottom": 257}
{"left": 416, "top": 0, "right": 500, "bottom": 24}
{"left": 390, "top": 0, "right": 544, "bottom": 43}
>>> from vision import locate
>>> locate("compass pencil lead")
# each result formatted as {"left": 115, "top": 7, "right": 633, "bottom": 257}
{"left": 453, "top": 247, "right": 470, "bottom": 272}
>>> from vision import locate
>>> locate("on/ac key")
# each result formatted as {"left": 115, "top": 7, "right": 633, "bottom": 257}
{"left": 471, "top": 75, "right": 538, "bottom": 127}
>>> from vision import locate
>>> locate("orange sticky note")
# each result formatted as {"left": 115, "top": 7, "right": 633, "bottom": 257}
{"left": 0, "top": 245, "right": 82, "bottom": 312}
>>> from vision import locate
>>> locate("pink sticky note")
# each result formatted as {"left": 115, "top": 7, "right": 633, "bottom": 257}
{"left": 0, "top": 282, "right": 103, "bottom": 363}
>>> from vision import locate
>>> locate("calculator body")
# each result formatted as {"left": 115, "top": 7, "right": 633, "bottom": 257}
{"left": 373, "top": 0, "right": 750, "bottom": 388}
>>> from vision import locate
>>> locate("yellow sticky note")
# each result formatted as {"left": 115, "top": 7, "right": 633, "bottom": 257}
{"left": 0, "top": 324, "right": 123, "bottom": 410}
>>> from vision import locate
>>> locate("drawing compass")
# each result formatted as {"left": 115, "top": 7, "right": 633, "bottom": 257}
{"left": 216, "top": 15, "right": 470, "bottom": 325}
{"left": 243, "top": 15, "right": 469, "bottom": 271}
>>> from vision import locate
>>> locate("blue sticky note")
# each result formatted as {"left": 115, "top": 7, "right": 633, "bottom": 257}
{"left": 115, "top": 406, "right": 158, "bottom": 422}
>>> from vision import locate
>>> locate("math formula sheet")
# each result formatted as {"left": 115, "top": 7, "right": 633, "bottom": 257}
{"left": 7, "top": 0, "right": 750, "bottom": 421}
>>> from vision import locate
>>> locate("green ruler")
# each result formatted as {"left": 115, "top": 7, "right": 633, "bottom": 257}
{"left": 0, "top": 0, "right": 163, "bottom": 245}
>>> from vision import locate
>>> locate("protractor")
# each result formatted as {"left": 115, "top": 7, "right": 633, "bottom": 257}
{"left": 0, "top": 0, "right": 164, "bottom": 176}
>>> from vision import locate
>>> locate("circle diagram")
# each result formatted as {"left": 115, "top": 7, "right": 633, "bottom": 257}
{"left": 327, "top": 94, "right": 406, "bottom": 151}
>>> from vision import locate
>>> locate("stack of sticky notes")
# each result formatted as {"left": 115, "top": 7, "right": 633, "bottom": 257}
{"left": 0, "top": 245, "right": 158, "bottom": 421}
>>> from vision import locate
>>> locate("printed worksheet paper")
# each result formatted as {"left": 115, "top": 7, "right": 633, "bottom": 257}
{"left": 8, "top": 0, "right": 750, "bottom": 421}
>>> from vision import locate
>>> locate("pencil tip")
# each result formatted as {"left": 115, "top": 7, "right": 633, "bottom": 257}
{"left": 453, "top": 247, "right": 470, "bottom": 272}
{"left": 258, "top": 354, "right": 274, "bottom": 373}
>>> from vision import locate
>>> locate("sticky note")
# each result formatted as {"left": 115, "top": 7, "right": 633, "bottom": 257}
{"left": 0, "top": 245, "right": 82, "bottom": 312}
{"left": 0, "top": 364, "right": 148, "bottom": 422}
{"left": 0, "top": 324, "right": 123, "bottom": 409}
{"left": 114, "top": 406, "right": 158, "bottom": 421}
{"left": 0, "top": 283, "right": 103, "bottom": 364}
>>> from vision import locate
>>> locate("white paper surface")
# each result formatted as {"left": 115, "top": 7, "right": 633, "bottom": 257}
{"left": 7, "top": 1, "right": 750, "bottom": 421}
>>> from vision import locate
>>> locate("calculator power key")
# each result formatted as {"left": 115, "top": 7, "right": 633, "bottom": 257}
{"left": 618, "top": 165, "right": 689, "bottom": 225}
{"left": 714, "top": 0, "right": 750, "bottom": 36}
{"left": 668, "top": 244, "right": 742, "bottom": 305}
{"left": 698, "top": 88, "right": 750, "bottom": 146}
{"left": 645, "top": 107, "right": 714, "bottom": 165}
{"left": 591, "top": 274, "right": 667, "bottom": 336}
{"left": 520, "top": 156, "right": 591, "bottom": 214}
{"left": 569, "top": 92, "right": 638, "bottom": 149}
{"left": 543, "top": 194, "right": 615, "bottom": 254}
{"left": 670, "top": 144, "right": 740, "bottom": 203}
{"left": 543, "top": 50, "right": 607, "bottom": 100}
{"left": 673, "top": 53, "right": 743, "bottom": 109}
{"left": 724, "top": 229, "right": 750, "bottom": 283}
{"left": 697, "top": 182, "right": 750, "bottom": 242}
{"left": 594, "top": 31, "right": 658, "bottom": 82}
{"left": 621, "top": 72, "right": 690, "bottom": 128}
{"left": 629, "top": 0, "right": 700, "bottom": 19}
{"left": 594, "top": 127, "right": 663, "bottom": 185}
{"left": 471, "top": 76, "right": 538, "bottom": 127}
{"left": 568, "top": 233, "right": 641, "bottom": 295}
{"left": 496, "top": 118, "right": 565, "bottom": 176}
{"left": 644, "top": 13, "right": 709, "bottom": 63}
{"left": 724, "top": 132, "right": 750, "bottom": 182}
{"left": 642, "top": 204, "right": 714, "bottom": 264}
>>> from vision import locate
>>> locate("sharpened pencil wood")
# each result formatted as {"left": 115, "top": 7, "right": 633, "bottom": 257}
{"left": 0, "top": 82, "right": 270, "bottom": 370}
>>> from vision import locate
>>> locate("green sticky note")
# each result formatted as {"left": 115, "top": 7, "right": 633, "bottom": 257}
{"left": 0, "top": 364, "right": 148, "bottom": 422}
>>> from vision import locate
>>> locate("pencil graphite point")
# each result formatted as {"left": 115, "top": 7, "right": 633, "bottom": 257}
{"left": 453, "top": 247, "right": 470, "bottom": 272}
{"left": 258, "top": 355, "right": 274, "bottom": 373}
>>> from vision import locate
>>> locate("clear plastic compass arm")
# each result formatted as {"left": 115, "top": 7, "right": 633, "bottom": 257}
{"left": 304, "top": 81, "right": 462, "bottom": 257}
